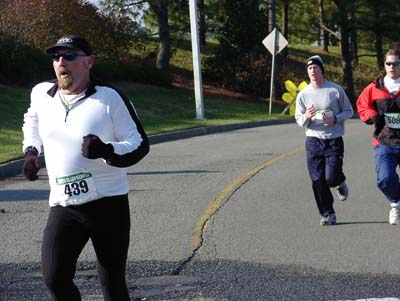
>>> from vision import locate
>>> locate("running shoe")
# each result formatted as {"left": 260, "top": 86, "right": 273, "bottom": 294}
{"left": 336, "top": 182, "right": 349, "bottom": 201}
{"left": 389, "top": 203, "right": 400, "bottom": 225}
{"left": 320, "top": 213, "right": 336, "bottom": 226}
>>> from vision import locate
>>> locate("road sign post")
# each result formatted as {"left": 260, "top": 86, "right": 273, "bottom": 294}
{"left": 262, "top": 28, "right": 288, "bottom": 115}
{"left": 189, "top": 0, "right": 205, "bottom": 120}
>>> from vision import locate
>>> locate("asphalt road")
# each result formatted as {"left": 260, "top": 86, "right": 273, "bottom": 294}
{"left": 1, "top": 119, "right": 400, "bottom": 300}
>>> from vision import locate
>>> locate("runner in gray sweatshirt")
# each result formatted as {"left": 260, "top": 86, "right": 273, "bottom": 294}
{"left": 295, "top": 55, "right": 353, "bottom": 225}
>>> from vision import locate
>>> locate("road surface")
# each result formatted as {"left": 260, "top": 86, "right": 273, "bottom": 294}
{"left": 1, "top": 119, "right": 400, "bottom": 300}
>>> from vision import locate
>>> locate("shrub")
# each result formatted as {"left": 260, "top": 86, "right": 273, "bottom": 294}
{"left": 0, "top": 33, "right": 171, "bottom": 88}
{"left": 0, "top": 36, "right": 52, "bottom": 86}
{"left": 92, "top": 59, "right": 172, "bottom": 87}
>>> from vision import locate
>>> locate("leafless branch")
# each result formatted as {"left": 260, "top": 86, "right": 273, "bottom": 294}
{"left": 317, "top": 17, "right": 340, "bottom": 40}
{"left": 125, "top": 0, "right": 147, "bottom": 7}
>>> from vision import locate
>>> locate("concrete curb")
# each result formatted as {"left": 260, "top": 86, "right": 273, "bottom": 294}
{"left": 0, "top": 118, "right": 294, "bottom": 179}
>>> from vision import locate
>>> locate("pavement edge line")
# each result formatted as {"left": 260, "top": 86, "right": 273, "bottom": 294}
{"left": 191, "top": 146, "right": 305, "bottom": 250}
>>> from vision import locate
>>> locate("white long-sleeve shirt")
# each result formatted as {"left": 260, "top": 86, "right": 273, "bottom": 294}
{"left": 22, "top": 80, "right": 149, "bottom": 207}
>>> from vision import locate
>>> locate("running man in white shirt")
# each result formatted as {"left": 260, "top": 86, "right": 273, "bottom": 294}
{"left": 22, "top": 35, "right": 149, "bottom": 300}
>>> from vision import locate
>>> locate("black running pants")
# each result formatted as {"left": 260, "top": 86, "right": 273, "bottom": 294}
{"left": 41, "top": 194, "right": 131, "bottom": 301}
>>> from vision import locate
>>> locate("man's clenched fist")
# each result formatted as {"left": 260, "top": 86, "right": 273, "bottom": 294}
{"left": 23, "top": 147, "right": 40, "bottom": 181}
{"left": 82, "top": 134, "right": 114, "bottom": 159}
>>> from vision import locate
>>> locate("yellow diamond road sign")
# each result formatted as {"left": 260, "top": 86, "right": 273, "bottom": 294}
{"left": 262, "top": 29, "right": 288, "bottom": 55}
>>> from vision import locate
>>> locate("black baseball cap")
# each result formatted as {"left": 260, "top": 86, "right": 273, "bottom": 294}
{"left": 46, "top": 35, "right": 92, "bottom": 55}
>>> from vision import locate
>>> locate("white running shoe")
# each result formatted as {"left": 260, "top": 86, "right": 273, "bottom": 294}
{"left": 389, "top": 204, "right": 400, "bottom": 225}
{"left": 336, "top": 182, "right": 349, "bottom": 201}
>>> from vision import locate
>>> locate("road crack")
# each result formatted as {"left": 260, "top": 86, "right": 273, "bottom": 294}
{"left": 172, "top": 146, "right": 304, "bottom": 275}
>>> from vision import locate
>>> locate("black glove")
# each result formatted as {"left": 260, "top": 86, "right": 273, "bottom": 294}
{"left": 82, "top": 134, "right": 114, "bottom": 159}
{"left": 371, "top": 114, "right": 385, "bottom": 129}
{"left": 22, "top": 147, "right": 40, "bottom": 181}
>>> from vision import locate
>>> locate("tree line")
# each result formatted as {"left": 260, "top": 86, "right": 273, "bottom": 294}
{"left": 1, "top": 0, "right": 400, "bottom": 101}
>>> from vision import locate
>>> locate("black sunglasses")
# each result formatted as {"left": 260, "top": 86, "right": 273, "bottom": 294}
{"left": 51, "top": 52, "right": 87, "bottom": 62}
{"left": 385, "top": 61, "right": 400, "bottom": 67}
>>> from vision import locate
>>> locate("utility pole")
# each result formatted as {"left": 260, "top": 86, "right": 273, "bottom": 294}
{"left": 267, "top": 0, "right": 276, "bottom": 115}
{"left": 189, "top": 0, "right": 205, "bottom": 120}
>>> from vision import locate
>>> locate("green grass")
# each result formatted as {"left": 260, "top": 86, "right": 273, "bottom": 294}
{"left": 134, "top": 89, "right": 285, "bottom": 133}
{"left": 0, "top": 86, "right": 287, "bottom": 164}
{"left": 1, "top": 43, "right": 380, "bottom": 164}
{"left": 0, "top": 87, "right": 30, "bottom": 164}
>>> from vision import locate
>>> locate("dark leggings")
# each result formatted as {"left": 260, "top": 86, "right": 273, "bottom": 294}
{"left": 41, "top": 195, "right": 131, "bottom": 301}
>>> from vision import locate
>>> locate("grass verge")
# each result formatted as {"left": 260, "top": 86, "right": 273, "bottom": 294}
{"left": 0, "top": 85, "right": 289, "bottom": 164}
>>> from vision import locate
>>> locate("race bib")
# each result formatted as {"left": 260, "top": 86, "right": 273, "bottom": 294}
{"left": 312, "top": 109, "right": 334, "bottom": 125}
{"left": 54, "top": 172, "right": 98, "bottom": 205}
{"left": 384, "top": 113, "right": 400, "bottom": 129}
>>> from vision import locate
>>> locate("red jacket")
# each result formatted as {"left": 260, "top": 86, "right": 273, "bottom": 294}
{"left": 357, "top": 75, "right": 400, "bottom": 146}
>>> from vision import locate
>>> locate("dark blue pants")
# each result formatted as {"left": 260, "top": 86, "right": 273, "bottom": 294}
{"left": 41, "top": 194, "right": 131, "bottom": 301}
{"left": 374, "top": 144, "right": 400, "bottom": 203}
{"left": 306, "top": 137, "right": 346, "bottom": 216}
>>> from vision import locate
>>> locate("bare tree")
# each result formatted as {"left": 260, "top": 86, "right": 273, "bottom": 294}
{"left": 371, "top": 1, "right": 384, "bottom": 67}
{"left": 268, "top": 0, "right": 275, "bottom": 33}
{"left": 199, "top": 0, "right": 206, "bottom": 46}
{"left": 148, "top": 0, "right": 170, "bottom": 71}
{"left": 332, "top": 0, "right": 355, "bottom": 102}
{"left": 100, "top": 0, "right": 171, "bottom": 71}
{"left": 318, "top": 0, "right": 329, "bottom": 52}
{"left": 281, "top": 0, "right": 289, "bottom": 59}
{"left": 349, "top": 2, "right": 358, "bottom": 65}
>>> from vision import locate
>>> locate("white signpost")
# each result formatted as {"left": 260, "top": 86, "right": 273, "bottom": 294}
{"left": 262, "top": 28, "right": 288, "bottom": 115}
{"left": 189, "top": 0, "right": 205, "bottom": 120}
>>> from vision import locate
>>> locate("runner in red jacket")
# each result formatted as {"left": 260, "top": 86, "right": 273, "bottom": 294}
{"left": 357, "top": 49, "right": 400, "bottom": 225}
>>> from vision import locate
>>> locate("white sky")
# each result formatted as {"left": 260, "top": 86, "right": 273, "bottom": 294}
{"left": 86, "top": 0, "right": 101, "bottom": 7}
